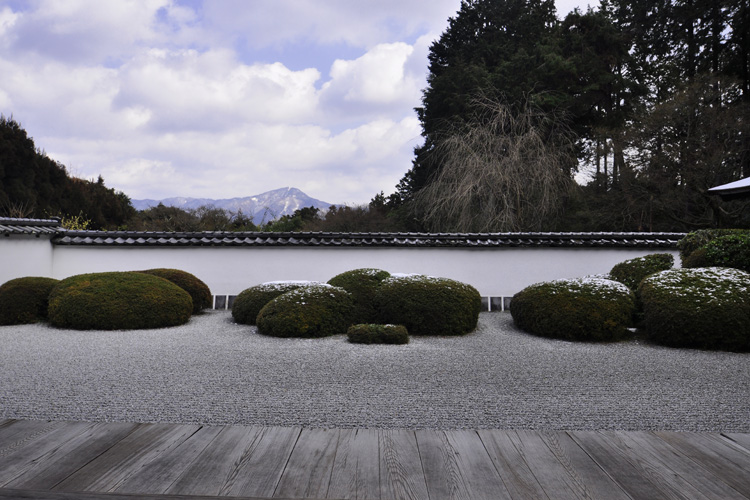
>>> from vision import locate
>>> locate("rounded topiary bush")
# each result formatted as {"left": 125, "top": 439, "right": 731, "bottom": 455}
{"left": 678, "top": 229, "right": 749, "bottom": 266}
{"left": 375, "top": 275, "right": 481, "bottom": 336}
{"left": 0, "top": 277, "right": 59, "bottom": 325}
{"left": 232, "top": 281, "right": 317, "bottom": 325}
{"left": 701, "top": 234, "right": 750, "bottom": 273}
{"left": 137, "top": 268, "right": 212, "bottom": 313}
{"left": 609, "top": 253, "right": 674, "bottom": 290}
{"left": 639, "top": 267, "right": 750, "bottom": 351}
{"left": 256, "top": 284, "right": 354, "bottom": 338}
{"left": 510, "top": 277, "right": 636, "bottom": 342}
{"left": 48, "top": 272, "right": 193, "bottom": 330}
{"left": 328, "top": 268, "right": 390, "bottom": 323}
{"left": 347, "top": 324, "right": 409, "bottom": 344}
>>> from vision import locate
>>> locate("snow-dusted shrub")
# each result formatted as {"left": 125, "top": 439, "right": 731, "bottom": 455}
{"left": 639, "top": 267, "right": 750, "bottom": 351}
{"left": 328, "top": 268, "right": 390, "bottom": 323}
{"left": 375, "top": 275, "right": 481, "bottom": 336}
{"left": 0, "top": 277, "right": 59, "bottom": 325}
{"left": 347, "top": 324, "right": 409, "bottom": 344}
{"left": 510, "top": 277, "right": 635, "bottom": 342}
{"left": 232, "top": 281, "right": 318, "bottom": 325}
{"left": 609, "top": 253, "right": 674, "bottom": 290}
{"left": 256, "top": 284, "right": 354, "bottom": 338}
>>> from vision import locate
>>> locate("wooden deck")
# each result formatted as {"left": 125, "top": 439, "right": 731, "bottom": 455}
{"left": 0, "top": 419, "right": 748, "bottom": 500}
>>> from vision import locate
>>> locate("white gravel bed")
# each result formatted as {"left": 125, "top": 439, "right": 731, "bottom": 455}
{"left": 0, "top": 311, "right": 748, "bottom": 431}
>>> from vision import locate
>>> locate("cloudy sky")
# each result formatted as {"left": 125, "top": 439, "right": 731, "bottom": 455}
{"left": 0, "top": 0, "right": 598, "bottom": 205}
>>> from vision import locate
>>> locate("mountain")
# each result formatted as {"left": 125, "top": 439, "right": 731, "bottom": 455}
{"left": 132, "top": 187, "right": 332, "bottom": 223}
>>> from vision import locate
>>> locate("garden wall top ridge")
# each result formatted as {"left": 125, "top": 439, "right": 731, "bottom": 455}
{"left": 50, "top": 229, "right": 685, "bottom": 248}
{"left": 0, "top": 217, "right": 61, "bottom": 236}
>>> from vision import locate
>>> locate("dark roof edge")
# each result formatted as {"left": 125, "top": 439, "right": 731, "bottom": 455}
{"left": 51, "top": 230, "right": 686, "bottom": 248}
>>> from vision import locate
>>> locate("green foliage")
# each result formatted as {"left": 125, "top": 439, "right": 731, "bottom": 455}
{"left": 232, "top": 282, "right": 312, "bottom": 325}
{"left": 48, "top": 272, "right": 193, "bottom": 330}
{"left": 375, "top": 275, "right": 481, "bottom": 336}
{"left": 639, "top": 268, "right": 750, "bottom": 352}
{"left": 328, "top": 268, "right": 391, "bottom": 323}
{"left": 137, "top": 268, "right": 212, "bottom": 313}
{"left": 0, "top": 116, "right": 135, "bottom": 229}
{"left": 510, "top": 278, "right": 636, "bottom": 342}
{"left": 256, "top": 284, "right": 354, "bottom": 338}
{"left": 677, "top": 229, "right": 749, "bottom": 263}
{"left": 0, "top": 277, "right": 59, "bottom": 325}
{"left": 701, "top": 234, "right": 750, "bottom": 273}
{"left": 609, "top": 253, "right": 674, "bottom": 290}
{"left": 347, "top": 324, "right": 409, "bottom": 345}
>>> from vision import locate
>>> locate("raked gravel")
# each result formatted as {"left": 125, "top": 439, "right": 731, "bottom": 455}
{"left": 0, "top": 311, "right": 748, "bottom": 431}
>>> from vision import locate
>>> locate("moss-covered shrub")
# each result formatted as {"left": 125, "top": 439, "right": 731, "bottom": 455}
{"left": 678, "top": 229, "right": 749, "bottom": 264}
{"left": 256, "top": 284, "right": 354, "bottom": 338}
{"left": 48, "top": 272, "right": 193, "bottom": 330}
{"left": 328, "top": 268, "right": 390, "bottom": 323}
{"left": 232, "top": 281, "right": 317, "bottom": 325}
{"left": 639, "top": 267, "right": 750, "bottom": 351}
{"left": 375, "top": 275, "right": 481, "bottom": 336}
{"left": 137, "top": 268, "right": 212, "bottom": 313}
{"left": 510, "top": 277, "right": 636, "bottom": 342}
{"left": 609, "top": 253, "right": 674, "bottom": 290}
{"left": 347, "top": 324, "right": 409, "bottom": 344}
{"left": 682, "top": 247, "right": 709, "bottom": 268}
{"left": 0, "top": 277, "right": 59, "bottom": 325}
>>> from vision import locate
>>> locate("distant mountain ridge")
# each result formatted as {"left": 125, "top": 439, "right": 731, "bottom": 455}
{"left": 132, "top": 187, "right": 331, "bottom": 223}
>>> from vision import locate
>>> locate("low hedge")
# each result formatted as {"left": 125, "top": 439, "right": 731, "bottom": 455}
{"left": 701, "top": 233, "right": 750, "bottom": 273}
{"left": 375, "top": 275, "right": 481, "bottom": 336}
{"left": 232, "top": 281, "right": 316, "bottom": 325}
{"left": 510, "top": 277, "right": 636, "bottom": 342}
{"left": 48, "top": 272, "right": 193, "bottom": 330}
{"left": 678, "top": 229, "right": 749, "bottom": 264}
{"left": 0, "top": 277, "right": 59, "bottom": 325}
{"left": 609, "top": 253, "right": 674, "bottom": 290}
{"left": 347, "top": 324, "right": 409, "bottom": 344}
{"left": 639, "top": 267, "right": 750, "bottom": 351}
{"left": 137, "top": 268, "right": 212, "bottom": 313}
{"left": 256, "top": 284, "right": 354, "bottom": 338}
{"left": 328, "top": 268, "right": 390, "bottom": 323}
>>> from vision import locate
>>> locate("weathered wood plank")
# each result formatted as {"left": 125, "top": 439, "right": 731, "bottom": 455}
{"left": 326, "top": 428, "right": 380, "bottom": 500}
{"left": 722, "top": 433, "right": 750, "bottom": 454}
{"left": 0, "top": 487, "right": 330, "bottom": 500}
{"left": 220, "top": 425, "right": 301, "bottom": 498}
{"left": 505, "top": 430, "right": 583, "bottom": 500}
{"left": 476, "top": 429, "right": 550, "bottom": 499}
{"left": 415, "top": 429, "right": 510, "bottom": 500}
{"left": 654, "top": 431, "right": 750, "bottom": 498}
{"left": 6, "top": 422, "right": 139, "bottom": 490}
{"left": 379, "top": 429, "right": 429, "bottom": 500}
{"left": 571, "top": 431, "right": 696, "bottom": 500}
{"left": 0, "top": 422, "right": 96, "bottom": 486}
{"left": 274, "top": 428, "right": 339, "bottom": 499}
{"left": 53, "top": 423, "right": 200, "bottom": 493}
{"left": 543, "top": 431, "right": 631, "bottom": 500}
{"left": 165, "top": 425, "right": 264, "bottom": 496}
{"left": 615, "top": 431, "right": 745, "bottom": 500}
{"left": 112, "top": 425, "right": 223, "bottom": 495}
{"left": 0, "top": 420, "right": 61, "bottom": 455}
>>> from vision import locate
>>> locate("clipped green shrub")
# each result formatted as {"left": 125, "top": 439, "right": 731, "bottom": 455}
{"left": 232, "top": 281, "right": 316, "bottom": 325}
{"left": 328, "top": 268, "right": 390, "bottom": 323}
{"left": 137, "top": 268, "right": 212, "bottom": 313}
{"left": 639, "top": 267, "right": 750, "bottom": 351}
{"left": 256, "top": 284, "right": 354, "bottom": 338}
{"left": 0, "top": 277, "right": 59, "bottom": 325}
{"left": 510, "top": 277, "right": 636, "bottom": 342}
{"left": 375, "top": 275, "right": 481, "bottom": 336}
{"left": 48, "top": 272, "right": 193, "bottom": 330}
{"left": 609, "top": 253, "right": 674, "bottom": 290}
{"left": 678, "top": 229, "right": 749, "bottom": 264}
{"left": 701, "top": 234, "right": 750, "bottom": 273}
{"left": 347, "top": 324, "right": 409, "bottom": 344}
{"left": 682, "top": 247, "right": 709, "bottom": 268}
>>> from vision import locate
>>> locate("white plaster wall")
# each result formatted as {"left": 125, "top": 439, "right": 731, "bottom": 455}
{"left": 49, "top": 245, "right": 681, "bottom": 298}
{"left": 0, "top": 236, "right": 54, "bottom": 285}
